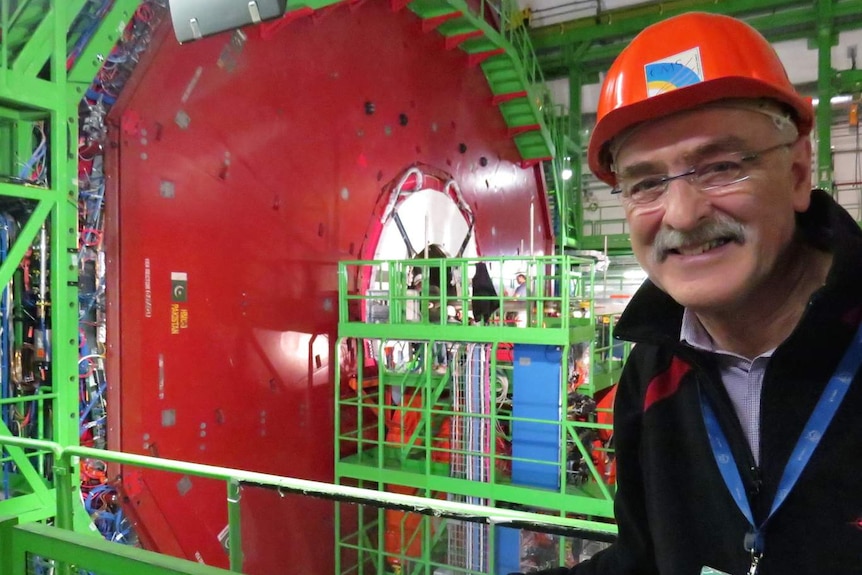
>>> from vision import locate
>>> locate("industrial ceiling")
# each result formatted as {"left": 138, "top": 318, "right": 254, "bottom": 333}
{"left": 524, "top": 0, "right": 862, "bottom": 114}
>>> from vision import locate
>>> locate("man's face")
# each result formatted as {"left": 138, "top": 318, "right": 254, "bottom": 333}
{"left": 613, "top": 107, "right": 812, "bottom": 314}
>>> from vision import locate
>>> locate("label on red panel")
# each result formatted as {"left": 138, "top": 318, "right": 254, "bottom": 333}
{"left": 170, "top": 304, "right": 189, "bottom": 335}
{"left": 170, "top": 272, "right": 189, "bottom": 334}
{"left": 144, "top": 258, "right": 152, "bottom": 318}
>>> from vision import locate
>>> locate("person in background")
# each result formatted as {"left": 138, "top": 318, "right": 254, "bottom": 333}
{"left": 411, "top": 273, "right": 447, "bottom": 372}
{"left": 472, "top": 261, "right": 500, "bottom": 324}
{"left": 523, "top": 11, "right": 862, "bottom": 575}
{"left": 513, "top": 273, "right": 527, "bottom": 297}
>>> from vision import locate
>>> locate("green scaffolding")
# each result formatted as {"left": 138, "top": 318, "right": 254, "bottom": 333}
{"left": 0, "top": 0, "right": 142, "bottom": 531}
{"left": 335, "top": 255, "right": 625, "bottom": 575}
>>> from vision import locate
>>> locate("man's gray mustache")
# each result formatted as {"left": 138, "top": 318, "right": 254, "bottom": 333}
{"left": 653, "top": 217, "right": 746, "bottom": 262}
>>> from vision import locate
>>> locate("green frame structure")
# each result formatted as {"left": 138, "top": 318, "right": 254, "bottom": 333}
{"left": 335, "top": 255, "right": 624, "bottom": 575}
{"left": 0, "top": 0, "right": 142, "bottom": 529}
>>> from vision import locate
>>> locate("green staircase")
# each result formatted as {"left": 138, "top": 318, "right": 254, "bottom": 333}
{"left": 405, "top": 0, "right": 574, "bottom": 247}
{"left": 406, "top": 0, "right": 557, "bottom": 164}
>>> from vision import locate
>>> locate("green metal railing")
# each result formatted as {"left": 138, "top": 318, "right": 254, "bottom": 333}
{"left": 339, "top": 255, "right": 599, "bottom": 344}
{"left": 337, "top": 254, "right": 624, "bottom": 393}
{"left": 0, "top": 435, "right": 615, "bottom": 575}
{"left": 335, "top": 343, "right": 619, "bottom": 507}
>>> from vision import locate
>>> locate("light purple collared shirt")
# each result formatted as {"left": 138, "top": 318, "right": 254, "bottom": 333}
{"left": 680, "top": 309, "right": 773, "bottom": 464}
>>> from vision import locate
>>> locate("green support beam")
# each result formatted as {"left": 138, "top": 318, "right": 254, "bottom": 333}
{"left": 815, "top": 0, "right": 836, "bottom": 190}
{"left": 569, "top": 65, "right": 583, "bottom": 248}
{"left": 535, "top": 2, "right": 862, "bottom": 79}
{"left": 531, "top": 0, "right": 862, "bottom": 84}
{"left": 68, "top": 0, "right": 141, "bottom": 100}
{"left": 530, "top": 0, "right": 862, "bottom": 64}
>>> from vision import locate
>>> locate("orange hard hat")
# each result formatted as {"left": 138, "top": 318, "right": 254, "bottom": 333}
{"left": 588, "top": 12, "right": 813, "bottom": 186}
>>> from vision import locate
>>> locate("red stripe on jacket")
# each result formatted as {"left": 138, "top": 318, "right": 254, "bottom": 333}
{"left": 644, "top": 356, "right": 691, "bottom": 412}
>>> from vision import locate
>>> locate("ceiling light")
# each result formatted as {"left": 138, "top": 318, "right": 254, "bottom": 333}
{"left": 811, "top": 94, "right": 853, "bottom": 107}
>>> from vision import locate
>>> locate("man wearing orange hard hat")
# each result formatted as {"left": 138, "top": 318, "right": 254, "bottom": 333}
{"left": 528, "top": 11, "right": 862, "bottom": 575}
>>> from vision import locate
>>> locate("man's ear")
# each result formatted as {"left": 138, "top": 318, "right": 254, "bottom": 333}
{"left": 790, "top": 136, "right": 813, "bottom": 212}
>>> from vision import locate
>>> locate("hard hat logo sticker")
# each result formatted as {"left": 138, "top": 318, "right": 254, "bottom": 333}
{"left": 644, "top": 47, "right": 704, "bottom": 97}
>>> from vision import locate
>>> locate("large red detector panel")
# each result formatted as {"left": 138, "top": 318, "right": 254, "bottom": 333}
{"left": 106, "top": 3, "right": 553, "bottom": 574}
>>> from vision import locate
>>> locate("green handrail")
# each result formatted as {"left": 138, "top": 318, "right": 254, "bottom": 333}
{"left": 0, "top": 435, "right": 617, "bottom": 572}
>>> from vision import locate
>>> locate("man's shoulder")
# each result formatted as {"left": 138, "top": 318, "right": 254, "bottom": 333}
{"left": 616, "top": 281, "right": 683, "bottom": 344}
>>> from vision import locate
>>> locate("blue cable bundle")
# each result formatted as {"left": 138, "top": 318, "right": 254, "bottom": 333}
{"left": 16, "top": 127, "right": 47, "bottom": 184}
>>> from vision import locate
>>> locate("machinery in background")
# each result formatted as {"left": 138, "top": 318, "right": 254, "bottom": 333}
{"left": 74, "top": 0, "right": 168, "bottom": 547}
{"left": 0, "top": 0, "right": 168, "bottom": 548}
{"left": 2, "top": 2, "right": 862, "bottom": 574}
{"left": 104, "top": 1, "right": 557, "bottom": 571}
{"left": 0, "top": 2, "right": 613, "bottom": 573}
{"left": 0, "top": 209, "right": 53, "bottom": 498}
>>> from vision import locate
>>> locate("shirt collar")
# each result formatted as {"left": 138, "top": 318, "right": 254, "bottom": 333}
{"left": 680, "top": 308, "right": 775, "bottom": 361}
{"left": 680, "top": 308, "right": 716, "bottom": 352}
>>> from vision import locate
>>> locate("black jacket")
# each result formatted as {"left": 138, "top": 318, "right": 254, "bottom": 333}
{"left": 554, "top": 191, "right": 862, "bottom": 575}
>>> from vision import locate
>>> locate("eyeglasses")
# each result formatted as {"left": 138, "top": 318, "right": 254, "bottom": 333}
{"left": 612, "top": 141, "right": 795, "bottom": 206}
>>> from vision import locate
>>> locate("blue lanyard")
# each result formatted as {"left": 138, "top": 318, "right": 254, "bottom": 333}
{"left": 700, "top": 320, "right": 862, "bottom": 554}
